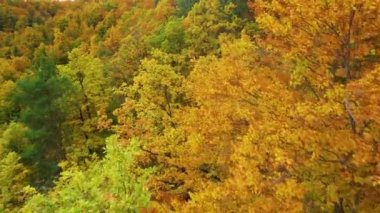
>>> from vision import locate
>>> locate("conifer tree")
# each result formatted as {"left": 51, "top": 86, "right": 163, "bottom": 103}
{"left": 11, "top": 48, "right": 72, "bottom": 186}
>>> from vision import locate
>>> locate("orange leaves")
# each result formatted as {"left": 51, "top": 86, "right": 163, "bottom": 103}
{"left": 349, "top": 66, "right": 380, "bottom": 127}
{"left": 154, "top": 0, "right": 176, "bottom": 21}
{"left": 44, "top": 1, "right": 380, "bottom": 210}
{"left": 254, "top": 0, "right": 380, "bottom": 86}
{"left": 3, "top": 0, "right": 379, "bottom": 211}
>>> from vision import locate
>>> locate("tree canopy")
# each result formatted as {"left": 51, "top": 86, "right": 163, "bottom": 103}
{"left": 0, "top": 0, "right": 379, "bottom": 212}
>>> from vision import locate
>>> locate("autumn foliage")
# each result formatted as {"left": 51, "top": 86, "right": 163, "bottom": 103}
{"left": 0, "top": 0, "right": 379, "bottom": 212}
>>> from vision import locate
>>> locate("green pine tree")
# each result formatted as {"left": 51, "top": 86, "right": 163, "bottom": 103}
{"left": 11, "top": 48, "right": 72, "bottom": 187}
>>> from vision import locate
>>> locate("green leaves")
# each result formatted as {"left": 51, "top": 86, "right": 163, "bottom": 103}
{"left": 11, "top": 50, "right": 72, "bottom": 185}
{"left": 2, "top": 0, "right": 380, "bottom": 212}
{"left": 176, "top": 0, "right": 199, "bottom": 17}
{"left": 183, "top": 0, "right": 244, "bottom": 57}
{"left": 115, "top": 49, "right": 185, "bottom": 138}
{"left": 22, "top": 135, "right": 153, "bottom": 212}
{"left": 58, "top": 46, "right": 110, "bottom": 160}
{"left": 148, "top": 18, "right": 185, "bottom": 54}
{"left": 0, "top": 125, "right": 29, "bottom": 211}
{"left": 59, "top": 46, "right": 106, "bottom": 104}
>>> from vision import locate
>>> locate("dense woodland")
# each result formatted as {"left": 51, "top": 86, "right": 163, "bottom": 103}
{"left": 0, "top": 0, "right": 379, "bottom": 212}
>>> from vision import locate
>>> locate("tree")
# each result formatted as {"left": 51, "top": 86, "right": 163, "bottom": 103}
{"left": 109, "top": 35, "right": 147, "bottom": 85}
{"left": 103, "top": 25, "right": 123, "bottom": 55}
{"left": 183, "top": 0, "right": 244, "bottom": 57}
{"left": 0, "top": 123, "right": 29, "bottom": 211}
{"left": 214, "top": 1, "right": 380, "bottom": 210}
{"left": 23, "top": 135, "right": 153, "bottom": 212}
{"left": 254, "top": 0, "right": 380, "bottom": 86}
{"left": 58, "top": 46, "right": 109, "bottom": 161}
{"left": 154, "top": 0, "right": 176, "bottom": 21}
{"left": 115, "top": 50, "right": 185, "bottom": 140}
{"left": 114, "top": 50, "right": 191, "bottom": 209}
{"left": 147, "top": 17, "right": 186, "bottom": 54}
{"left": 11, "top": 48, "right": 72, "bottom": 186}
{"left": 0, "top": 57, "right": 26, "bottom": 123}
{"left": 178, "top": 34, "right": 380, "bottom": 212}
{"left": 175, "top": 0, "right": 199, "bottom": 17}
{"left": 1, "top": 0, "right": 379, "bottom": 211}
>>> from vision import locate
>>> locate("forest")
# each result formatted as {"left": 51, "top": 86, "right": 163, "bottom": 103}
{"left": 0, "top": 0, "right": 379, "bottom": 212}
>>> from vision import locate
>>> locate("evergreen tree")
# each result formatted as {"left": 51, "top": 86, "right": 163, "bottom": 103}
{"left": 11, "top": 48, "right": 72, "bottom": 186}
{"left": 175, "top": 0, "right": 199, "bottom": 17}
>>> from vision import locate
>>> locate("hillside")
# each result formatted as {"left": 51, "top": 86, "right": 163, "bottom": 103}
{"left": 0, "top": 0, "right": 379, "bottom": 212}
